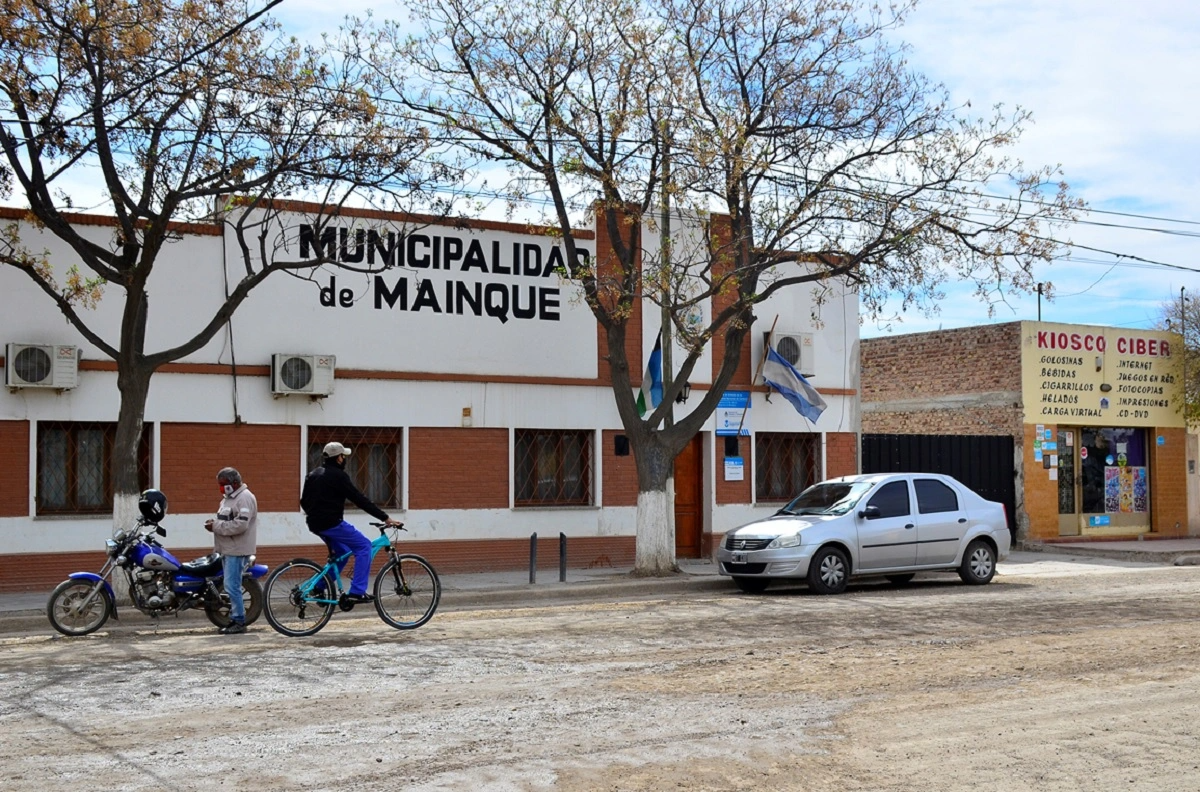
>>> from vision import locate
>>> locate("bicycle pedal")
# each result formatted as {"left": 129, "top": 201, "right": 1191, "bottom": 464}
{"left": 338, "top": 595, "right": 355, "bottom": 612}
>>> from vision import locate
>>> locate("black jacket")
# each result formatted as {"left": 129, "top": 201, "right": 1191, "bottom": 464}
{"left": 300, "top": 460, "right": 389, "bottom": 533}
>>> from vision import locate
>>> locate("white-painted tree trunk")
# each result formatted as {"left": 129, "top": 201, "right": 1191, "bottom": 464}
{"left": 110, "top": 492, "right": 141, "bottom": 606}
{"left": 634, "top": 483, "right": 678, "bottom": 575}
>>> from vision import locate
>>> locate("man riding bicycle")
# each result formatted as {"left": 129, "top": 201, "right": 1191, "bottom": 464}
{"left": 301, "top": 441, "right": 402, "bottom": 605}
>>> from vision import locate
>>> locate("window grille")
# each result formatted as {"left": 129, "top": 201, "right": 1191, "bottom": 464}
{"left": 515, "top": 429, "right": 593, "bottom": 506}
{"left": 37, "top": 422, "right": 152, "bottom": 515}
{"left": 307, "top": 427, "right": 403, "bottom": 509}
{"left": 755, "top": 432, "right": 821, "bottom": 502}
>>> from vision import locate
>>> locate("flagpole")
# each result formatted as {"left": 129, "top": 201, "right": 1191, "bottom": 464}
{"left": 734, "top": 315, "right": 778, "bottom": 438}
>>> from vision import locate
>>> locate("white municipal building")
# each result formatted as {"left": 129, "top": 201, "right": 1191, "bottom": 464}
{"left": 0, "top": 202, "right": 860, "bottom": 590}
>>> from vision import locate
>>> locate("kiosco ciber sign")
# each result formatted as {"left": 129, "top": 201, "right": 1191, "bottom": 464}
{"left": 1020, "top": 321, "right": 1183, "bottom": 428}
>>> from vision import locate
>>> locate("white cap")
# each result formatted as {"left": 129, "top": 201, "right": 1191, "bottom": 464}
{"left": 322, "top": 441, "right": 352, "bottom": 458}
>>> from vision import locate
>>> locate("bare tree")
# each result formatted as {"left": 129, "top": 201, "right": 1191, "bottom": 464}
{"left": 0, "top": 0, "right": 434, "bottom": 527}
{"left": 1157, "top": 292, "right": 1200, "bottom": 426}
{"left": 379, "top": 0, "right": 1079, "bottom": 573}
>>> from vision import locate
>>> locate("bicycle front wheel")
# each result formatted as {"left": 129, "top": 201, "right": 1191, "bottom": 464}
{"left": 263, "top": 559, "right": 336, "bottom": 637}
{"left": 374, "top": 555, "right": 441, "bottom": 630}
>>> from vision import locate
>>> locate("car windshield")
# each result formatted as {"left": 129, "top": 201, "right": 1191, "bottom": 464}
{"left": 776, "top": 481, "right": 876, "bottom": 516}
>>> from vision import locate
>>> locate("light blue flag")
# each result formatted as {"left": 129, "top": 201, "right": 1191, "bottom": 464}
{"left": 636, "top": 331, "right": 663, "bottom": 417}
{"left": 763, "top": 344, "right": 827, "bottom": 423}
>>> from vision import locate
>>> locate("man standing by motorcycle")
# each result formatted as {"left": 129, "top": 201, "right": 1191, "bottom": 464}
{"left": 205, "top": 467, "right": 258, "bottom": 634}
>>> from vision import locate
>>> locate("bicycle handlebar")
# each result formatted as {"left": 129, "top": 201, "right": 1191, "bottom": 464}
{"left": 370, "top": 521, "right": 406, "bottom": 535}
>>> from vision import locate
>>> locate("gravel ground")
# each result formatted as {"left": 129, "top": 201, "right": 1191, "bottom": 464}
{"left": 2, "top": 559, "right": 1199, "bottom": 791}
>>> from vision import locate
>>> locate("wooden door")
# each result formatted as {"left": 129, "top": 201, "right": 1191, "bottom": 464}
{"left": 674, "top": 435, "right": 704, "bottom": 558}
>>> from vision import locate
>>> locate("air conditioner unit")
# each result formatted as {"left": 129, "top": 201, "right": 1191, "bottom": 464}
{"left": 271, "top": 354, "right": 335, "bottom": 396}
{"left": 5, "top": 343, "right": 80, "bottom": 389}
{"left": 772, "top": 332, "right": 815, "bottom": 377}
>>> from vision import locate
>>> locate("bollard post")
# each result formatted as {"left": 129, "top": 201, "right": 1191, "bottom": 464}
{"left": 559, "top": 532, "right": 567, "bottom": 582}
{"left": 529, "top": 532, "right": 537, "bottom": 584}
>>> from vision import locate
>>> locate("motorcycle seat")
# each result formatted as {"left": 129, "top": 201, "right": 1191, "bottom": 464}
{"left": 180, "top": 552, "right": 224, "bottom": 577}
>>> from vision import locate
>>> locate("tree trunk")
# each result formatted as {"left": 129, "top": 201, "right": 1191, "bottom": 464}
{"left": 632, "top": 434, "right": 678, "bottom": 575}
{"left": 112, "top": 361, "right": 153, "bottom": 536}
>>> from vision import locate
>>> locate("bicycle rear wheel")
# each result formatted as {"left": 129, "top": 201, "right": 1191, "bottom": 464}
{"left": 374, "top": 555, "right": 441, "bottom": 630}
{"left": 263, "top": 559, "right": 336, "bottom": 637}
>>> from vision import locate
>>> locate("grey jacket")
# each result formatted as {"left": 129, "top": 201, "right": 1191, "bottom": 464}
{"left": 211, "top": 484, "right": 258, "bottom": 557}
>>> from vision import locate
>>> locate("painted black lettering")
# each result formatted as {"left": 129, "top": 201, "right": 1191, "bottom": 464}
{"left": 374, "top": 276, "right": 406, "bottom": 310}
{"left": 340, "top": 228, "right": 365, "bottom": 263}
{"left": 412, "top": 279, "right": 441, "bottom": 312}
{"left": 299, "top": 225, "right": 336, "bottom": 259}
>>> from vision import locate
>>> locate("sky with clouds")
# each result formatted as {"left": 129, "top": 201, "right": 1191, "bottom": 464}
{"left": 880, "top": 0, "right": 1200, "bottom": 338}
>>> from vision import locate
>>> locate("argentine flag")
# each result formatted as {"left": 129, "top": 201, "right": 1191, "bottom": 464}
{"left": 763, "top": 344, "right": 827, "bottom": 423}
{"left": 636, "top": 332, "right": 663, "bottom": 417}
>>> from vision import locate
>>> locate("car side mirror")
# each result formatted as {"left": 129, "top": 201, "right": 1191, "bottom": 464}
{"left": 858, "top": 505, "right": 880, "bottom": 520}
{"left": 156, "top": 526, "right": 167, "bottom": 537}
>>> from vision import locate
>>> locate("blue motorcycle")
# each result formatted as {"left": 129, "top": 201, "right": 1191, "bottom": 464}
{"left": 47, "top": 517, "right": 268, "bottom": 636}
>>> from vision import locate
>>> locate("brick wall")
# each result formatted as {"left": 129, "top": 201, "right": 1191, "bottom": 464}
{"left": 861, "top": 323, "right": 1023, "bottom": 404}
{"left": 716, "top": 435, "right": 751, "bottom": 504}
{"left": 1151, "top": 427, "right": 1188, "bottom": 536}
{"left": 825, "top": 432, "right": 858, "bottom": 478}
{"left": 708, "top": 214, "right": 753, "bottom": 389}
{"left": 160, "top": 423, "right": 301, "bottom": 514}
{"left": 409, "top": 427, "right": 509, "bottom": 509}
{"left": 602, "top": 430, "right": 639, "bottom": 506}
{"left": 1022, "top": 423, "right": 1058, "bottom": 541}
{"left": 0, "top": 421, "right": 29, "bottom": 517}
{"left": 862, "top": 407, "right": 1024, "bottom": 437}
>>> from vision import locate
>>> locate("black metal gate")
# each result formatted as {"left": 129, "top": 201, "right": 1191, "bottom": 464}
{"left": 861, "top": 434, "right": 1016, "bottom": 540}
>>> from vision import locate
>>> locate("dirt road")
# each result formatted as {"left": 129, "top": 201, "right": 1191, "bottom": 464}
{"left": 3, "top": 558, "right": 1199, "bottom": 791}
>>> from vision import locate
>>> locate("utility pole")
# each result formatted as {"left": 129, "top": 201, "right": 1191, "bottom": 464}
{"left": 1037, "top": 282, "right": 1043, "bottom": 321}
{"left": 660, "top": 116, "right": 674, "bottom": 429}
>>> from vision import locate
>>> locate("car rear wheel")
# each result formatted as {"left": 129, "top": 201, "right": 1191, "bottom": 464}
{"left": 807, "top": 546, "right": 849, "bottom": 595}
{"left": 959, "top": 539, "right": 996, "bottom": 585}
{"left": 732, "top": 577, "right": 770, "bottom": 594}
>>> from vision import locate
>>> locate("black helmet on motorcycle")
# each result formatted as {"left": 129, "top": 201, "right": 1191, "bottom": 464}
{"left": 138, "top": 489, "right": 167, "bottom": 523}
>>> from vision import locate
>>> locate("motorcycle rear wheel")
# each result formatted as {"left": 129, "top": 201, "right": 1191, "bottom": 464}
{"left": 205, "top": 577, "right": 264, "bottom": 628}
{"left": 47, "top": 578, "right": 113, "bottom": 637}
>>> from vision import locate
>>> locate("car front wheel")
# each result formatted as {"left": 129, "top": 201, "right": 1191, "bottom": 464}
{"left": 807, "top": 546, "right": 849, "bottom": 595}
{"left": 959, "top": 539, "right": 996, "bottom": 585}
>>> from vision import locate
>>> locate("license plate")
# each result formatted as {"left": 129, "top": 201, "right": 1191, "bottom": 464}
{"left": 732, "top": 553, "right": 746, "bottom": 563}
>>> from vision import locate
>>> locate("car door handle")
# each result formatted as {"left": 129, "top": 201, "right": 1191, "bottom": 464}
{"left": 905, "top": 523, "right": 914, "bottom": 529}
{"left": 958, "top": 518, "right": 967, "bottom": 523}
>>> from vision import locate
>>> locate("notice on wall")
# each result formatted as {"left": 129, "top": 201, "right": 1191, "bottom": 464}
{"left": 724, "top": 457, "right": 745, "bottom": 481}
{"left": 716, "top": 391, "right": 751, "bottom": 436}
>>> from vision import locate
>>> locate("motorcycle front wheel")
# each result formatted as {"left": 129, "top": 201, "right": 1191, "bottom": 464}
{"left": 205, "top": 576, "right": 264, "bottom": 628}
{"left": 47, "top": 578, "right": 113, "bottom": 636}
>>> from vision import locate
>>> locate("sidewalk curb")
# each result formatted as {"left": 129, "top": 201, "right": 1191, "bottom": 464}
{"left": 1018, "top": 541, "right": 1189, "bottom": 565}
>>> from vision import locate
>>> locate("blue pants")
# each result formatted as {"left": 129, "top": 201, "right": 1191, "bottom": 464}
{"left": 318, "top": 521, "right": 373, "bottom": 596}
{"left": 222, "top": 554, "right": 250, "bottom": 623}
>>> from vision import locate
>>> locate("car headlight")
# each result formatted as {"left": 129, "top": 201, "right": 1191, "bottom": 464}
{"left": 767, "top": 534, "right": 801, "bottom": 549}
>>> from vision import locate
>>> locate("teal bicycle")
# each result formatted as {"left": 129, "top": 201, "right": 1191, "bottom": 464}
{"left": 263, "top": 522, "right": 440, "bottom": 637}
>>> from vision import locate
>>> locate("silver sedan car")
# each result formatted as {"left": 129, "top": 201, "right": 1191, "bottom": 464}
{"left": 716, "top": 472, "right": 1011, "bottom": 594}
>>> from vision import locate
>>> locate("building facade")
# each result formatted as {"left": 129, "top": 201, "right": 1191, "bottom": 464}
{"left": 0, "top": 203, "right": 860, "bottom": 590}
{"left": 862, "top": 321, "right": 1188, "bottom": 542}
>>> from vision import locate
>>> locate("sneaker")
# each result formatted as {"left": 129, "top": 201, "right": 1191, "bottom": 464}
{"left": 343, "top": 593, "right": 375, "bottom": 604}
{"left": 220, "top": 621, "right": 246, "bottom": 635}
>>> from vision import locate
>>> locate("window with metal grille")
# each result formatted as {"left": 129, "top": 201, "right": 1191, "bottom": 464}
{"left": 37, "top": 422, "right": 152, "bottom": 515}
{"left": 755, "top": 432, "right": 821, "bottom": 502}
{"left": 307, "top": 427, "right": 403, "bottom": 509}
{"left": 515, "top": 429, "right": 593, "bottom": 506}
